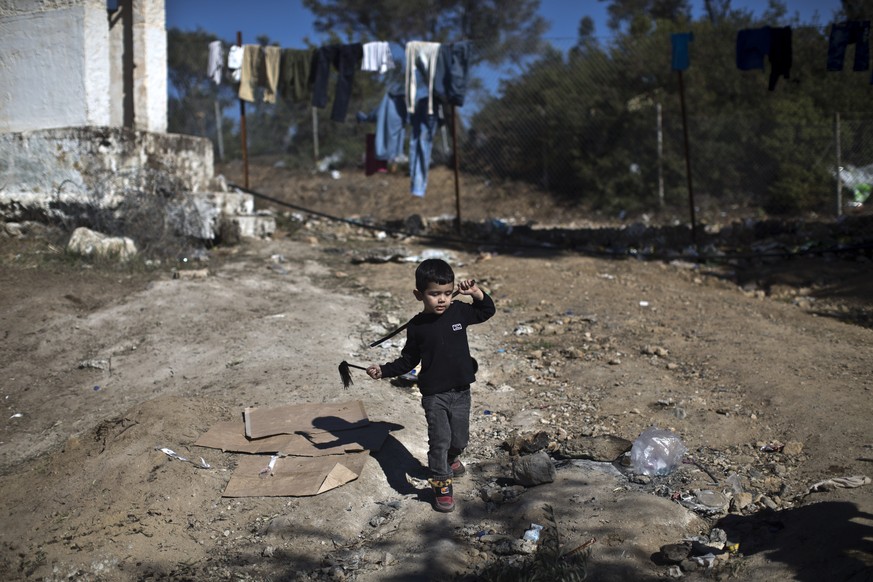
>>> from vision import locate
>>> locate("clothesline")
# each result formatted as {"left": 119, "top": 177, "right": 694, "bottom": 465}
{"left": 208, "top": 37, "right": 472, "bottom": 201}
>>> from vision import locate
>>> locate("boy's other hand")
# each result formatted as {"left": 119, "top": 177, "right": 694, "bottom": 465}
{"left": 367, "top": 364, "right": 382, "bottom": 379}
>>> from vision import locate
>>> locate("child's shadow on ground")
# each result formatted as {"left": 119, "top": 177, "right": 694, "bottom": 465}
{"left": 306, "top": 416, "right": 429, "bottom": 505}
{"left": 370, "top": 432, "right": 430, "bottom": 502}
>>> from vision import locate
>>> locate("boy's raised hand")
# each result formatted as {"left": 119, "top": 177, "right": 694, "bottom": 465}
{"left": 457, "top": 279, "right": 484, "bottom": 301}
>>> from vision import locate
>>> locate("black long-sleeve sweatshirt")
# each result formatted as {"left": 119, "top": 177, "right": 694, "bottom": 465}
{"left": 379, "top": 293, "right": 495, "bottom": 395}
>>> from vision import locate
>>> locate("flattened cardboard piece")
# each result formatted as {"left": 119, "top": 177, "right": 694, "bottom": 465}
{"left": 222, "top": 451, "right": 369, "bottom": 497}
{"left": 244, "top": 400, "right": 368, "bottom": 439}
{"left": 194, "top": 420, "right": 296, "bottom": 454}
{"left": 195, "top": 420, "right": 393, "bottom": 457}
{"left": 288, "top": 422, "right": 392, "bottom": 456}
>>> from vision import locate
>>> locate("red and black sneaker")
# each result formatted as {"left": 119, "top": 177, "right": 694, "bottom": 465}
{"left": 449, "top": 457, "right": 466, "bottom": 477}
{"left": 429, "top": 478, "right": 455, "bottom": 513}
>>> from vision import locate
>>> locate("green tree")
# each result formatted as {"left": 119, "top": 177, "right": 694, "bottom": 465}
{"left": 301, "top": 0, "right": 549, "bottom": 66}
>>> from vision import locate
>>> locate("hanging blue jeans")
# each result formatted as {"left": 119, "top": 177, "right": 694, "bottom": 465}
{"left": 409, "top": 98, "right": 438, "bottom": 197}
{"left": 375, "top": 93, "right": 407, "bottom": 161}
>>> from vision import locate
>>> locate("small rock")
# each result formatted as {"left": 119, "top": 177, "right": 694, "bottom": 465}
{"left": 782, "top": 441, "right": 803, "bottom": 456}
{"left": 512, "top": 451, "right": 555, "bottom": 486}
{"left": 731, "top": 492, "right": 753, "bottom": 512}
{"left": 608, "top": 358, "right": 621, "bottom": 365}
{"left": 560, "top": 435, "right": 632, "bottom": 461}
{"left": 659, "top": 542, "right": 691, "bottom": 564}
{"left": 78, "top": 359, "right": 109, "bottom": 371}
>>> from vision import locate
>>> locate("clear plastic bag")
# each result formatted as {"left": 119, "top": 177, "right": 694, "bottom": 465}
{"left": 630, "top": 427, "right": 687, "bottom": 476}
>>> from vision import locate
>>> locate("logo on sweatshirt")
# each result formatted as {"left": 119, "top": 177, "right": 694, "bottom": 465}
{"left": 452, "top": 323, "right": 462, "bottom": 331}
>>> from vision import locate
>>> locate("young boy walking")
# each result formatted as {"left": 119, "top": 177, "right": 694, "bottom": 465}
{"left": 367, "top": 258, "right": 495, "bottom": 512}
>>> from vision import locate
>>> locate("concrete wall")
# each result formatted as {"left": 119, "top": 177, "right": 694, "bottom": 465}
{"left": 0, "top": 0, "right": 166, "bottom": 133}
{"left": 0, "top": 0, "right": 111, "bottom": 132}
{"left": 0, "top": 127, "right": 214, "bottom": 220}
{"left": 133, "top": 0, "right": 166, "bottom": 132}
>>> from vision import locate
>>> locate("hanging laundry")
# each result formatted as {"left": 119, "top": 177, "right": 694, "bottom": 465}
{"left": 405, "top": 41, "right": 441, "bottom": 115}
{"left": 207, "top": 40, "right": 223, "bottom": 85}
{"left": 433, "top": 41, "right": 473, "bottom": 107}
{"left": 261, "top": 46, "right": 281, "bottom": 103}
{"left": 827, "top": 21, "right": 871, "bottom": 73}
{"left": 356, "top": 42, "right": 408, "bottom": 164}
{"left": 227, "top": 44, "right": 243, "bottom": 83}
{"left": 736, "top": 27, "right": 792, "bottom": 90}
{"left": 409, "top": 97, "right": 439, "bottom": 197}
{"left": 279, "top": 48, "right": 314, "bottom": 102}
{"left": 362, "top": 41, "right": 395, "bottom": 73}
{"left": 238, "top": 45, "right": 262, "bottom": 102}
{"left": 670, "top": 32, "right": 693, "bottom": 71}
{"left": 736, "top": 27, "right": 770, "bottom": 70}
{"left": 359, "top": 93, "right": 408, "bottom": 163}
{"left": 768, "top": 26, "right": 792, "bottom": 90}
{"left": 311, "top": 43, "right": 364, "bottom": 122}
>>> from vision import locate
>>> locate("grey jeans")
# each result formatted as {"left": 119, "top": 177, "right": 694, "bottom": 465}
{"left": 421, "top": 387, "right": 471, "bottom": 479}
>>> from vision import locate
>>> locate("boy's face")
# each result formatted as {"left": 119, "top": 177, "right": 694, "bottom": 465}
{"left": 414, "top": 281, "right": 454, "bottom": 315}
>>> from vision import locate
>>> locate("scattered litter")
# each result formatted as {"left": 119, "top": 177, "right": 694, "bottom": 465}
{"left": 514, "top": 325, "right": 534, "bottom": 336}
{"left": 760, "top": 441, "right": 784, "bottom": 453}
{"left": 259, "top": 455, "right": 279, "bottom": 478}
{"left": 639, "top": 300, "right": 650, "bottom": 307}
{"left": 808, "top": 475, "right": 871, "bottom": 493}
{"left": 157, "top": 447, "right": 212, "bottom": 469}
{"left": 630, "top": 427, "right": 687, "bottom": 476}
{"left": 522, "top": 523, "right": 543, "bottom": 542}
{"left": 9, "top": 413, "right": 23, "bottom": 419}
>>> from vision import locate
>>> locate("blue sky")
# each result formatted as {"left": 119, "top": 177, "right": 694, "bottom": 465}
{"left": 166, "top": 0, "right": 843, "bottom": 48}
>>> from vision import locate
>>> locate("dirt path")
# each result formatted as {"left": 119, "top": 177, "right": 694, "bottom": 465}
{"left": 1, "top": 218, "right": 872, "bottom": 581}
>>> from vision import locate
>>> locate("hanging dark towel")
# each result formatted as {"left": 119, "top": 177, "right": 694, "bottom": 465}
{"left": 768, "top": 26, "right": 792, "bottom": 90}
{"left": 434, "top": 41, "right": 474, "bottom": 107}
{"left": 279, "top": 48, "right": 313, "bottom": 102}
{"left": 671, "top": 32, "right": 694, "bottom": 71}
{"left": 736, "top": 27, "right": 771, "bottom": 71}
{"left": 310, "top": 43, "right": 363, "bottom": 122}
{"left": 827, "top": 21, "right": 870, "bottom": 73}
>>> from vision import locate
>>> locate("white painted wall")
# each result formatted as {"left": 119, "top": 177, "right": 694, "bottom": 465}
{"left": 0, "top": 0, "right": 166, "bottom": 133}
{"left": 0, "top": 0, "right": 109, "bottom": 132}
{"left": 134, "top": 0, "right": 167, "bottom": 132}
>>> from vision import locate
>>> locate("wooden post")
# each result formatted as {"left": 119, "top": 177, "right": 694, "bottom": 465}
{"left": 237, "top": 31, "right": 249, "bottom": 189}
{"left": 656, "top": 102, "right": 664, "bottom": 209}
{"left": 451, "top": 105, "right": 462, "bottom": 235}
{"left": 835, "top": 111, "right": 842, "bottom": 217}
{"left": 312, "top": 107, "right": 319, "bottom": 163}
{"left": 214, "top": 99, "right": 225, "bottom": 162}
{"left": 677, "top": 70, "right": 696, "bottom": 246}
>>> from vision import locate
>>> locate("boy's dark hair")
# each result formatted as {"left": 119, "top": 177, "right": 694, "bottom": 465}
{"left": 415, "top": 258, "right": 455, "bottom": 291}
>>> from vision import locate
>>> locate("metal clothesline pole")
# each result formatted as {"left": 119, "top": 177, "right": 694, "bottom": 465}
{"left": 237, "top": 31, "right": 249, "bottom": 189}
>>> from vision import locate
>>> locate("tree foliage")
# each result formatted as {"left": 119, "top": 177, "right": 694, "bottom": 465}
{"left": 167, "top": 0, "right": 873, "bottom": 216}
{"left": 301, "top": 0, "right": 549, "bottom": 66}
{"left": 465, "top": 0, "right": 872, "bottom": 214}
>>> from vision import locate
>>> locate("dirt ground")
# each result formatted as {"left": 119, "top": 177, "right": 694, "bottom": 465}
{"left": 1, "top": 161, "right": 872, "bottom": 581}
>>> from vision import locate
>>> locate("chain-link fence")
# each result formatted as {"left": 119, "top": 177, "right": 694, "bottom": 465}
{"left": 211, "top": 25, "right": 873, "bottom": 223}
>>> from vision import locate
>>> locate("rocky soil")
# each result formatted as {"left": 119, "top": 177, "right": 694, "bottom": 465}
{"left": 1, "top": 162, "right": 872, "bottom": 581}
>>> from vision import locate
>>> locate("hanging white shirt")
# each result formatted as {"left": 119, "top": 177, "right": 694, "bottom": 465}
{"left": 207, "top": 40, "right": 224, "bottom": 85}
{"left": 227, "top": 45, "right": 243, "bottom": 82}
{"left": 362, "top": 41, "right": 395, "bottom": 74}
